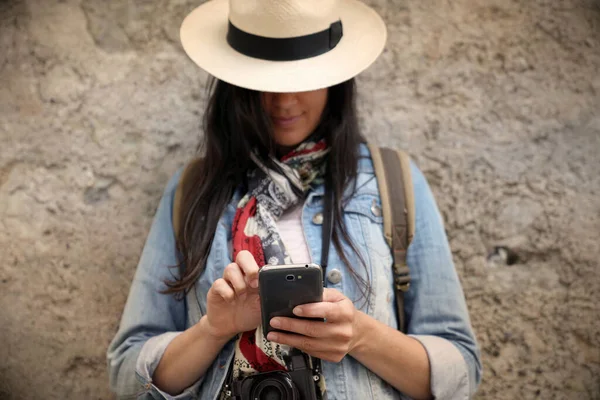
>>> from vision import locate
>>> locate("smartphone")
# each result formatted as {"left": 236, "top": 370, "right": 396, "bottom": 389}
{"left": 259, "top": 263, "right": 324, "bottom": 335}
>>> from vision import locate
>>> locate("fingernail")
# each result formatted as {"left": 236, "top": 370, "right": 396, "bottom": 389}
{"left": 250, "top": 279, "right": 258, "bottom": 288}
{"left": 267, "top": 332, "right": 278, "bottom": 342}
{"left": 293, "top": 307, "right": 303, "bottom": 316}
{"left": 270, "top": 318, "right": 281, "bottom": 328}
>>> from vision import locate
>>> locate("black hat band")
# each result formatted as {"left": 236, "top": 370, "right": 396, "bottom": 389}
{"left": 227, "top": 20, "right": 343, "bottom": 61}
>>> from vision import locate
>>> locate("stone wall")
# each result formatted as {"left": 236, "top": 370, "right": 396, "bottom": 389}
{"left": 1, "top": 0, "right": 599, "bottom": 399}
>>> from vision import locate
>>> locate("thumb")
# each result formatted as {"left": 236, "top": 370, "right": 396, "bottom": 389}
{"left": 322, "top": 287, "right": 346, "bottom": 303}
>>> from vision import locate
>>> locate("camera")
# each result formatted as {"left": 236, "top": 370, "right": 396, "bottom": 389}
{"left": 228, "top": 350, "right": 320, "bottom": 400}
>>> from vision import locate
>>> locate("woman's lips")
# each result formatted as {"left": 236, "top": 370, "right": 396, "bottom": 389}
{"left": 272, "top": 115, "right": 301, "bottom": 127}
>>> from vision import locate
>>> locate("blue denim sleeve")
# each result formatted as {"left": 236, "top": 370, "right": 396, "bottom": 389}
{"left": 106, "top": 168, "right": 202, "bottom": 399}
{"left": 404, "top": 162, "right": 483, "bottom": 399}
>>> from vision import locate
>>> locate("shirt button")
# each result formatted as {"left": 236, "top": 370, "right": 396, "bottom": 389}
{"left": 371, "top": 199, "right": 382, "bottom": 217}
{"left": 312, "top": 212, "right": 324, "bottom": 225}
{"left": 327, "top": 269, "right": 342, "bottom": 284}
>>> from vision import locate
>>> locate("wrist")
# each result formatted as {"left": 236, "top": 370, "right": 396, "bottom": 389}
{"left": 349, "top": 311, "right": 372, "bottom": 356}
{"left": 196, "top": 316, "right": 236, "bottom": 344}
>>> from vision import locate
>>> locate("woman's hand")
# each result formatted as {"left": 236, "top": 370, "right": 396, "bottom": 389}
{"left": 266, "top": 288, "right": 361, "bottom": 363}
{"left": 204, "top": 250, "right": 262, "bottom": 340}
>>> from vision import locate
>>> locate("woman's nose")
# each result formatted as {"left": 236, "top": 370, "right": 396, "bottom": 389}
{"left": 272, "top": 92, "right": 298, "bottom": 109}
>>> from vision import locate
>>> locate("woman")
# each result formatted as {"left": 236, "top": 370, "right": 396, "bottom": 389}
{"left": 107, "top": 0, "right": 482, "bottom": 399}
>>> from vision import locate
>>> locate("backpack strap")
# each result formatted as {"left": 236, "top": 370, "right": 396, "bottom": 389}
{"left": 368, "top": 144, "right": 415, "bottom": 333}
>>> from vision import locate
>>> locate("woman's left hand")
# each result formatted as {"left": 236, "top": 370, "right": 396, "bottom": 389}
{"left": 266, "top": 288, "right": 362, "bottom": 363}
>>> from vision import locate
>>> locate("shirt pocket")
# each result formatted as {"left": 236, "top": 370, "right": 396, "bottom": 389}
{"left": 343, "top": 194, "right": 391, "bottom": 259}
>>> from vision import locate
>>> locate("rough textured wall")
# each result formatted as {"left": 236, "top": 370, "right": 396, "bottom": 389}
{"left": 1, "top": 0, "right": 599, "bottom": 399}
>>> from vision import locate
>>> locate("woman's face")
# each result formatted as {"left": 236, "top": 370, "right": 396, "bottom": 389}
{"left": 262, "top": 88, "right": 328, "bottom": 148}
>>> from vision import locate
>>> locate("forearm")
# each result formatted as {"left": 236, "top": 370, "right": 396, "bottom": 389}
{"left": 349, "top": 311, "right": 432, "bottom": 400}
{"left": 153, "top": 316, "right": 232, "bottom": 395}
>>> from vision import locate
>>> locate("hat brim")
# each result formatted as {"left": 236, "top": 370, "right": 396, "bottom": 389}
{"left": 180, "top": 0, "right": 387, "bottom": 93}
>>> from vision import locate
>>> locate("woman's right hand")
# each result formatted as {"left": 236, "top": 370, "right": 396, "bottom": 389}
{"left": 204, "top": 250, "right": 262, "bottom": 340}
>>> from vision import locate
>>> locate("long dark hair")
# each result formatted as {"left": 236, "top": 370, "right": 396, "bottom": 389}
{"left": 164, "top": 77, "right": 370, "bottom": 304}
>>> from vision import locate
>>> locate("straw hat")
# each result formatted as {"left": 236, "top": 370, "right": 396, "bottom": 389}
{"left": 180, "top": 0, "right": 387, "bottom": 93}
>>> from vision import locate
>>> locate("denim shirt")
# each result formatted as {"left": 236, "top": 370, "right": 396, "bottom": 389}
{"left": 107, "top": 144, "right": 482, "bottom": 399}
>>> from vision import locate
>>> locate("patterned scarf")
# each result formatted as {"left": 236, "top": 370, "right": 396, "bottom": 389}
{"left": 231, "top": 138, "right": 328, "bottom": 388}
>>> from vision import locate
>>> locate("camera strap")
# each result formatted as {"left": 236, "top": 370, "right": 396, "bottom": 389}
{"left": 320, "top": 175, "right": 335, "bottom": 276}
{"left": 309, "top": 176, "right": 335, "bottom": 395}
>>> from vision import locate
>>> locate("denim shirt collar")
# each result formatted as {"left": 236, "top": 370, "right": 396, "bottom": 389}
{"left": 309, "top": 143, "right": 374, "bottom": 197}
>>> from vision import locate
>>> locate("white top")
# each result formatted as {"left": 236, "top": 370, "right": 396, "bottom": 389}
{"left": 276, "top": 204, "right": 311, "bottom": 264}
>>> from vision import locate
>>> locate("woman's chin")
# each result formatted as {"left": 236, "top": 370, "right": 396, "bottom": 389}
{"left": 273, "top": 131, "right": 311, "bottom": 149}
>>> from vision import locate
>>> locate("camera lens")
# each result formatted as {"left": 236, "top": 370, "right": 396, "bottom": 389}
{"left": 286, "top": 274, "right": 295, "bottom": 281}
{"left": 243, "top": 371, "right": 298, "bottom": 400}
{"left": 258, "top": 385, "right": 283, "bottom": 400}
{"left": 249, "top": 372, "right": 299, "bottom": 400}
{"left": 254, "top": 378, "right": 293, "bottom": 400}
